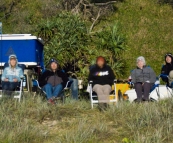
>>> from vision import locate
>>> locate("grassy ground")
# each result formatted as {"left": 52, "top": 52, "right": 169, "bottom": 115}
{"left": 1, "top": 95, "right": 173, "bottom": 143}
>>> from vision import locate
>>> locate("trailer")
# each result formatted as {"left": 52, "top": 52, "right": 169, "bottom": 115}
{"left": 0, "top": 34, "right": 44, "bottom": 92}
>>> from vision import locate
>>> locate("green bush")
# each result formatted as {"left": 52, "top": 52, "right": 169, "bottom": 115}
{"left": 36, "top": 12, "right": 127, "bottom": 80}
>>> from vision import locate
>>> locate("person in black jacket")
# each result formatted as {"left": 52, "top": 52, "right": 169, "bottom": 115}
{"left": 38, "top": 58, "right": 68, "bottom": 104}
{"left": 88, "top": 56, "right": 115, "bottom": 110}
{"left": 161, "top": 53, "right": 173, "bottom": 86}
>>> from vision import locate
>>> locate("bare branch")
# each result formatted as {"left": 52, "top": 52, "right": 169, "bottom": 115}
{"left": 94, "top": 1, "right": 117, "bottom": 6}
{"left": 89, "top": 8, "right": 101, "bottom": 33}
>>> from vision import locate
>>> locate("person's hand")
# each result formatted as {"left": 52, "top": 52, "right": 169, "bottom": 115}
{"left": 4, "top": 78, "right": 9, "bottom": 82}
{"left": 13, "top": 78, "right": 18, "bottom": 82}
{"left": 142, "top": 83, "right": 144, "bottom": 86}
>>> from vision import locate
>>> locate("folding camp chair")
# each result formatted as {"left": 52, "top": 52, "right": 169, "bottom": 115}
{"left": 89, "top": 80, "right": 117, "bottom": 109}
{"left": 32, "top": 79, "right": 73, "bottom": 103}
{"left": 0, "top": 63, "right": 25, "bottom": 102}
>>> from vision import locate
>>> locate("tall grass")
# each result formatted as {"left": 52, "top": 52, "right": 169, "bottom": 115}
{"left": 0, "top": 95, "right": 173, "bottom": 143}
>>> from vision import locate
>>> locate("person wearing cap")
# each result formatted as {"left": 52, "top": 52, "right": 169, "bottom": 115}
{"left": 38, "top": 58, "right": 68, "bottom": 104}
{"left": 161, "top": 53, "right": 173, "bottom": 87}
{"left": 88, "top": 56, "right": 115, "bottom": 110}
{"left": 1, "top": 55, "right": 23, "bottom": 92}
{"left": 131, "top": 56, "right": 156, "bottom": 102}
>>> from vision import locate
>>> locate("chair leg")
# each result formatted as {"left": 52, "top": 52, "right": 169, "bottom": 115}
{"left": 61, "top": 95, "right": 65, "bottom": 104}
{"left": 91, "top": 101, "right": 93, "bottom": 109}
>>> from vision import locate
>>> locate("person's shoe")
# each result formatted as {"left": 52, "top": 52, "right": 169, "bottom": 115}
{"left": 134, "top": 98, "right": 142, "bottom": 103}
{"left": 48, "top": 98, "right": 55, "bottom": 105}
{"left": 142, "top": 98, "right": 149, "bottom": 102}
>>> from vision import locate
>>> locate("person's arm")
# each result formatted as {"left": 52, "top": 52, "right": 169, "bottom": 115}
{"left": 16, "top": 68, "right": 24, "bottom": 82}
{"left": 1, "top": 68, "right": 7, "bottom": 81}
{"left": 108, "top": 67, "right": 115, "bottom": 84}
{"left": 131, "top": 70, "right": 136, "bottom": 83}
{"left": 88, "top": 69, "right": 94, "bottom": 82}
{"left": 161, "top": 65, "right": 168, "bottom": 82}
{"left": 60, "top": 72, "right": 69, "bottom": 88}
{"left": 148, "top": 68, "right": 156, "bottom": 83}
{"left": 38, "top": 71, "right": 49, "bottom": 87}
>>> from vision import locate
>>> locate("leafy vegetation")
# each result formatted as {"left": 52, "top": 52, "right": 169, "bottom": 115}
{"left": 1, "top": 0, "right": 173, "bottom": 78}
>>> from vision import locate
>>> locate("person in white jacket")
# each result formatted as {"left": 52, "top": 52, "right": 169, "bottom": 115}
{"left": 1, "top": 55, "right": 23, "bottom": 92}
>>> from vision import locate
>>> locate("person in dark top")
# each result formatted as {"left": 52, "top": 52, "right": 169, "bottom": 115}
{"left": 38, "top": 58, "right": 68, "bottom": 104}
{"left": 161, "top": 53, "right": 173, "bottom": 87}
{"left": 131, "top": 56, "right": 156, "bottom": 102}
{"left": 88, "top": 56, "right": 115, "bottom": 110}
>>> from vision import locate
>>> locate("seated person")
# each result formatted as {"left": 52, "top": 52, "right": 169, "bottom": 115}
{"left": 1, "top": 55, "right": 23, "bottom": 93}
{"left": 38, "top": 58, "right": 68, "bottom": 104}
{"left": 161, "top": 53, "right": 173, "bottom": 87}
{"left": 131, "top": 56, "right": 156, "bottom": 102}
{"left": 88, "top": 56, "right": 115, "bottom": 110}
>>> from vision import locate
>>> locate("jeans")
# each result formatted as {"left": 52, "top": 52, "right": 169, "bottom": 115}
{"left": 2, "top": 81, "right": 19, "bottom": 91}
{"left": 69, "top": 78, "right": 78, "bottom": 100}
{"left": 43, "top": 83, "right": 63, "bottom": 99}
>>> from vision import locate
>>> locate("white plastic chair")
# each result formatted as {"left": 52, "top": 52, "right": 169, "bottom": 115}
{"left": 89, "top": 80, "right": 117, "bottom": 108}
{"left": 0, "top": 63, "right": 25, "bottom": 102}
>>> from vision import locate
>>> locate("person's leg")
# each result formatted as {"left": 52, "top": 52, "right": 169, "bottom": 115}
{"left": 168, "top": 70, "right": 173, "bottom": 87}
{"left": 93, "top": 84, "right": 105, "bottom": 103}
{"left": 143, "top": 83, "right": 153, "bottom": 101}
{"left": 52, "top": 84, "right": 63, "bottom": 97}
{"left": 43, "top": 83, "right": 53, "bottom": 99}
{"left": 2, "top": 82, "right": 10, "bottom": 90}
{"left": 69, "top": 78, "right": 78, "bottom": 100}
{"left": 102, "top": 84, "right": 112, "bottom": 103}
{"left": 8, "top": 82, "right": 19, "bottom": 91}
{"left": 135, "top": 83, "right": 143, "bottom": 101}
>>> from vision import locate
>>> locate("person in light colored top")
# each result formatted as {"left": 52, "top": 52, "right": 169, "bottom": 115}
{"left": 1, "top": 55, "right": 23, "bottom": 91}
{"left": 131, "top": 56, "right": 156, "bottom": 102}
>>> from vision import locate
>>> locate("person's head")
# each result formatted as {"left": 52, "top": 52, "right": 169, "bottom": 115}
{"left": 136, "top": 56, "right": 146, "bottom": 69}
{"left": 96, "top": 56, "right": 106, "bottom": 68}
{"left": 165, "top": 53, "right": 173, "bottom": 64}
{"left": 9, "top": 55, "right": 17, "bottom": 68}
{"left": 49, "top": 58, "right": 58, "bottom": 71}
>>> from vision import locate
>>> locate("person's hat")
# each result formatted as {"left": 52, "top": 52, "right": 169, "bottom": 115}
{"left": 49, "top": 58, "right": 58, "bottom": 64}
{"left": 9, "top": 54, "right": 17, "bottom": 60}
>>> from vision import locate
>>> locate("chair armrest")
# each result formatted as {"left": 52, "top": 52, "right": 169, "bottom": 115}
{"left": 65, "top": 80, "right": 73, "bottom": 88}
{"left": 32, "top": 79, "right": 42, "bottom": 89}
{"left": 89, "top": 81, "right": 93, "bottom": 85}
{"left": 159, "top": 74, "right": 168, "bottom": 79}
{"left": 20, "top": 76, "right": 24, "bottom": 80}
{"left": 113, "top": 79, "right": 117, "bottom": 83}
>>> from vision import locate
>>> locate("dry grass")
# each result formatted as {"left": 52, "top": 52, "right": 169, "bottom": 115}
{"left": 0, "top": 95, "right": 173, "bottom": 143}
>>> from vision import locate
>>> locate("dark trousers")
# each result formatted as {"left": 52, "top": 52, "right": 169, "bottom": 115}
{"left": 2, "top": 81, "right": 19, "bottom": 91}
{"left": 135, "top": 82, "right": 153, "bottom": 101}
